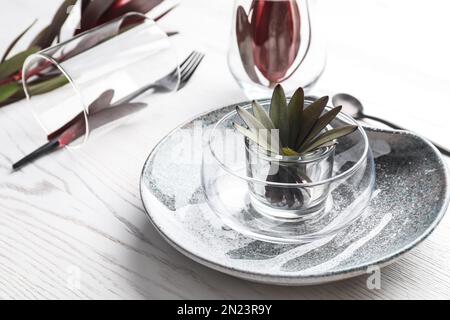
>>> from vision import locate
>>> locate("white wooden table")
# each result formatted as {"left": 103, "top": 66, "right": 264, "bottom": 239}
{"left": 1, "top": 0, "right": 449, "bottom": 299}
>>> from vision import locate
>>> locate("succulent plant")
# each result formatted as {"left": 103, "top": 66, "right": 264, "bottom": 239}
{"left": 234, "top": 84, "right": 358, "bottom": 157}
{"left": 234, "top": 84, "right": 358, "bottom": 209}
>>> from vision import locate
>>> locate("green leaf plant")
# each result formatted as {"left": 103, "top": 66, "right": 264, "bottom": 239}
{"left": 234, "top": 84, "right": 357, "bottom": 157}
{"left": 233, "top": 84, "right": 358, "bottom": 209}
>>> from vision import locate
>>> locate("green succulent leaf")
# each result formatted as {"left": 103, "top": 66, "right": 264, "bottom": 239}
{"left": 299, "top": 125, "right": 358, "bottom": 154}
{"left": 252, "top": 100, "right": 275, "bottom": 129}
{"left": 1, "top": 19, "right": 37, "bottom": 63}
{"left": 269, "top": 84, "right": 288, "bottom": 146}
{"left": 29, "top": 75, "right": 69, "bottom": 96}
{"left": 29, "top": 26, "right": 50, "bottom": 49}
{"left": 301, "top": 105, "right": 342, "bottom": 148}
{"left": 0, "top": 46, "right": 40, "bottom": 80}
{"left": 234, "top": 85, "right": 357, "bottom": 157}
{"left": 236, "top": 6, "right": 261, "bottom": 84}
{"left": 295, "top": 96, "right": 328, "bottom": 150}
{"left": 0, "top": 97, "right": 21, "bottom": 108}
{"left": 0, "top": 83, "right": 21, "bottom": 103}
{"left": 30, "top": 0, "right": 77, "bottom": 48}
{"left": 281, "top": 147, "right": 300, "bottom": 156}
{"left": 233, "top": 123, "right": 279, "bottom": 154}
{"left": 236, "top": 105, "right": 266, "bottom": 132}
{"left": 319, "top": 141, "right": 338, "bottom": 149}
{"left": 287, "top": 86, "right": 304, "bottom": 147}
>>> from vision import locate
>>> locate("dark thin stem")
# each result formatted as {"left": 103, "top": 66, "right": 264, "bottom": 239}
{"left": 12, "top": 138, "right": 60, "bottom": 171}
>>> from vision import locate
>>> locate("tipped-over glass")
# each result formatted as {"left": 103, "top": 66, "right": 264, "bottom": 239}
{"left": 22, "top": 13, "right": 179, "bottom": 148}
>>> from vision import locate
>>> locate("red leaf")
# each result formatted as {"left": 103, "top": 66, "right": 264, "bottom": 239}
{"left": 79, "top": 0, "right": 116, "bottom": 33}
{"left": 249, "top": 0, "right": 301, "bottom": 83}
{"left": 235, "top": 6, "right": 260, "bottom": 84}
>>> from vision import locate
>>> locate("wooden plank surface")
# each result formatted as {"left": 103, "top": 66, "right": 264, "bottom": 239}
{"left": 0, "top": 0, "right": 449, "bottom": 299}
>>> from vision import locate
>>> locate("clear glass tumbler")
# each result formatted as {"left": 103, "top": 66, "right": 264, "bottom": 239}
{"left": 245, "top": 137, "right": 335, "bottom": 219}
{"left": 228, "top": 0, "right": 326, "bottom": 98}
{"left": 202, "top": 98, "right": 375, "bottom": 244}
{"left": 22, "top": 12, "right": 179, "bottom": 147}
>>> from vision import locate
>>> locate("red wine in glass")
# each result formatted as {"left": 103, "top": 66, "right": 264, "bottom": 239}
{"left": 249, "top": 0, "right": 301, "bottom": 84}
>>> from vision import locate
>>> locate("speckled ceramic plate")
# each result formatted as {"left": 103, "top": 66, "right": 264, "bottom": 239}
{"left": 140, "top": 103, "right": 450, "bottom": 285}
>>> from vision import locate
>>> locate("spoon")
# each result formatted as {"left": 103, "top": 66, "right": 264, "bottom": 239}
{"left": 326, "top": 93, "right": 450, "bottom": 156}
{"left": 332, "top": 93, "right": 450, "bottom": 156}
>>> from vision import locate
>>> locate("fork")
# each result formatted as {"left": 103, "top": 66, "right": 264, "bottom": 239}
{"left": 114, "top": 51, "right": 205, "bottom": 106}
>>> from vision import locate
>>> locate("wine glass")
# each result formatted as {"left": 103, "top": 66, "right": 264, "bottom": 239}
{"left": 228, "top": 0, "right": 325, "bottom": 98}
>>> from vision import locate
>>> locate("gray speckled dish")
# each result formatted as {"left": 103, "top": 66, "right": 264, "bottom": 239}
{"left": 140, "top": 103, "right": 450, "bottom": 285}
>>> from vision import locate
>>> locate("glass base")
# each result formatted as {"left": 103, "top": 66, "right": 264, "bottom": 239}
{"left": 249, "top": 194, "right": 329, "bottom": 222}
{"left": 203, "top": 97, "right": 375, "bottom": 244}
